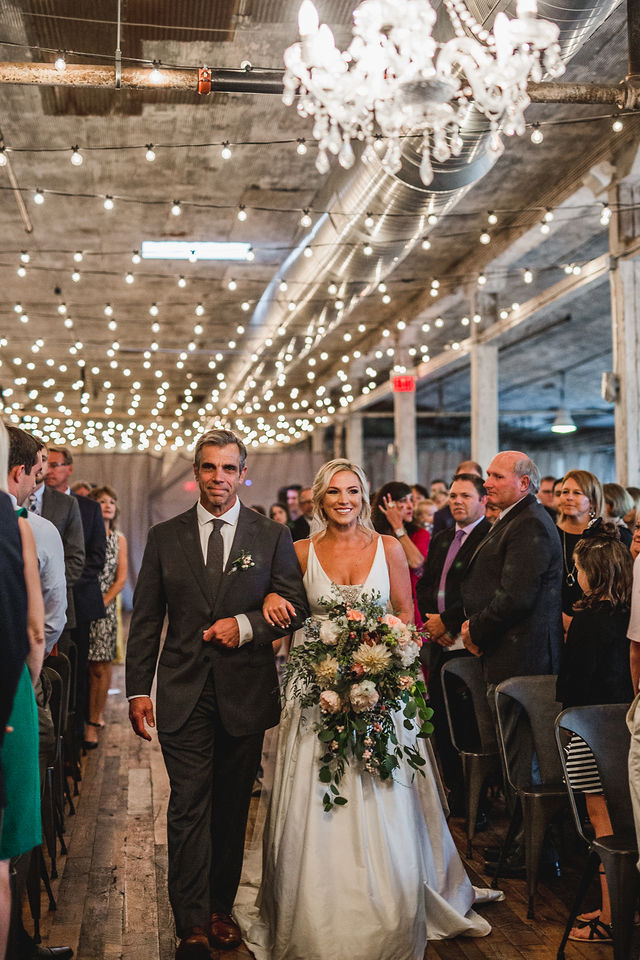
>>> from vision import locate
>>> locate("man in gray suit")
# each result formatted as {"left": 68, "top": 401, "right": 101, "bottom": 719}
{"left": 126, "top": 429, "right": 308, "bottom": 959}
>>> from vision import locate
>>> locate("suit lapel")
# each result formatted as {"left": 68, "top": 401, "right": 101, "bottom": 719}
{"left": 178, "top": 505, "right": 212, "bottom": 606}
{"left": 212, "top": 504, "right": 259, "bottom": 617}
{"left": 467, "top": 495, "right": 535, "bottom": 567}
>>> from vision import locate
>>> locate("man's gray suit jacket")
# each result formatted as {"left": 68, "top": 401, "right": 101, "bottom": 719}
{"left": 126, "top": 502, "right": 309, "bottom": 736}
{"left": 41, "top": 485, "right": 85, "bottom": 630}
{"left": 461, "top": 493, "right": 563, "bottom": 684}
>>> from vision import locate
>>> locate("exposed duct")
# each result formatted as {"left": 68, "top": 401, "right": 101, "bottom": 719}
{"left": 220, "top": 0, "right": 624, "bottom": 410}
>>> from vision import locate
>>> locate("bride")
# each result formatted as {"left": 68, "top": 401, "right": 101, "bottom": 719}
{"left": 234, "top": 459, "right": 498, "bottom": 960}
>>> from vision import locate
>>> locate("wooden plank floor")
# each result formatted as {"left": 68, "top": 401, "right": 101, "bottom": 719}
{"left": 31, "top": 664, "right": 638, "bottom": 960}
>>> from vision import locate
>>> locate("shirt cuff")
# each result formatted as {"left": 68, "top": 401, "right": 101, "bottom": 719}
{"left": 127, "top": 694, "right": 150, "bottom": 700}
{"left": 235, "top": 614, "right": 253, "bottom": 647}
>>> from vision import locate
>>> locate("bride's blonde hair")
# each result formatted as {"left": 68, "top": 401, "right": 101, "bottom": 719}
{"left": 311, "top": 458, "right": 375, "bottom": 537}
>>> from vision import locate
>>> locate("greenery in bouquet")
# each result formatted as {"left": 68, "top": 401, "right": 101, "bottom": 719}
{"left": 283, "top": 588, "right": 434, "bottom": 811}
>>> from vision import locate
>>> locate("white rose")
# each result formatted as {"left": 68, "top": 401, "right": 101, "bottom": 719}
{"left": 399, "top": 640, "right": 421, "bottom": 668}
{"left": 319, "top": 620, "right": 342, "bottom": 645}
{"left": 394, "top": 625, "right": 414, "bottom": 645}
{"left": 350, "top": 679, "right": 380, "bottom": 713}
{"left": 319, "top": 690, "right": 342, "bottom": 714}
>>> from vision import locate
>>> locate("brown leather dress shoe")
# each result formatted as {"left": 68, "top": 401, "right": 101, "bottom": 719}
{"left": 209, "top": 912, "right": 242, "bottom": 950}
{"left": 175, "top": 927, "right": 212, "bottom": 959}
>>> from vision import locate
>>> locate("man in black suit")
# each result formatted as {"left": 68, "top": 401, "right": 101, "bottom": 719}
{"left": 416, "top": 473, "right": 490, "bottom": 812}
{"left": 291, "top": 486, "right": 314, "bottom": 541}
{"left": 44, "top": 448, "right": 106, "bottom": 745}
{"left": 431, "top": 460, "right": 483, "bottom": 536}
{"left": 460, "top": 451, "right": 562, "bottom": 869}
{"left": 126, "top": 430, "right": 308, "bottom": 959}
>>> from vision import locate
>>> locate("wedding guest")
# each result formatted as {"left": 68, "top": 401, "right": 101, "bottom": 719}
{"left": 485, "top": 502, "right": 501, "bottom": 525}
{"left": 557, "top": 470, "right": 605, "bottom": 634}
{"left": 412, "top": 483, "right": 429, "bottom": 509}
{"left": 71, "top": 480, "right": 92, "bottom": 496}
{"left": 625, "top": 487, "right": 640, "bottom": 531}
{"left": 251, "top": 504, "right": 266, "bottom": 515}
{"left": 277, "top": 484, "right": 302, "bottom": 521}
{"left": 269, "top": 502, "right": 290, "bottom": 524}
{"left": 291, "top": 487, "right": 314, "bottom": 541}
{"left": 414, "top": 498, "right": 437, "bottom": 533}
{"left": 84, "top": 486, "right": 128, "bottom": 748}
{"left": 556, "top": 522, "right": 633, "bottom": 943}
{"left": 552, "top": 476, "right": 564, "bottom": 511}
{"left": 538, "top": 475, "right": 557, "bottom": 511}
{"left": 432, "top": 460, "right": 483, "bottom": 536}
{"left": 603, "top": 483, "right": 633, "bottom": 547}
{"left": 371, "top": 481, "right": 429, "bottom": 625}
{"left": 631, "top": 520, "right": 640, "bottom": 561}
{"left": 430, "top": 479, "right": 449, "bottom": 507}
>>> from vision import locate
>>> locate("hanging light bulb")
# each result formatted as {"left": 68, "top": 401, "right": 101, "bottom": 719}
{"left": 543, "top": 208, "right": 554, "bottom": 222}
{"left": 364, "top": 212, "right": 375, "bottom": 229}
{"left": 145, "top": 144, "right": 156, "bottom": 162}
{"left": 149, "top": 303, "right": 159, "bottom": 316}
{"left": 71, "top": 270, "right": 81, "bottom": 282}
{"left": 279, "top": 279, "right": 288, "bottom": 292}
{"left": 227, "top": 278, "right": 237, "bottom": 291}
{"left": 246, "top": 247, "right": 255, "bottom": 261}
{"left": 125, "top": 272, "right": 134, "bottom": 284}
{"left": 150, "top": 61, "right": 163, "bottom": 83}
{"left": 0, "top": 147, "right": 6, "bottom": 167}
{"left": 195, "top": 303, "right": 205, "bottom": 316}
{"left": 479, "top": 231, "right": 491, "bottom": 244}
{"left": 178, "top": 275, "right": 187, "bottom": 287}
{"left": 477, "top": 273, "right": 487, "bottom": 286}
{"left": 600, "top": 203, "right": 612, "bottom": 226}
{"left": 104, "top": 303, "right": 113, "bottom": 316}
{"left": 296, "top": 138, "right": 307, "bottom": 155}
{"left": 73, "top": 251, "right": 83, "bottom": 263}
{"left": 131, "top": 251, "right": 141, "bottom": 264}
{"left": 70, "top": 145, "right": 83, "bottom": 166}
{"left": 54, "top": 51, "right": 66, "bottom": 72}
{"left": 540, "top": 221, "right": 550, "bottom": 234}
{"left": 530, "top": 124, "right": 544, "bottom": 144}
{"left": 523, "top": 268, "right": 533, "bottom": 283}
{"left": 221, "top": 141, "right": 232, "bottom": 160}
{"left": 188, "top": 249, "right": 198, "bottom": 263}
{"left": 427, "top": 214, "right": 438, "bottom": 226}
{"left": 17, "top": 266, "right": 26, "bottom": 277}
{"left": 300, "top": 208, "right": 313, "bottom": 228}
{"left": 33, "top": 189, "right": 45, "bottom": 205}
{"left": 421, "top": 238, "right": 431, "bottom": 250}
{"left": 487, "top": 210, "right": 498, "bottom": 225}
{"left": 237, "top": 204, "right": 247, "bottom": 221}
{"left": 612, "top": 118, "right": 624, "bottom": 133}
{"left": 20, "top": 252, "right": 30, "bottom": 264}
{"left": 363, "top": 242, "right": 373, "bottom": 256}
{"left": 241, "top": 301, "right": 250, "bottom": 312}
{"left": 103, "top": 195, "right": 115, "bottom": 210}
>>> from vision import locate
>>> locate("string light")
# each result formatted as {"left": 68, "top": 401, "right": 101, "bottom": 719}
{"left": 150, "top": 61, "right": 163, "bottom": 83}
{"left": 54, "top": 52, "right": 66, "bottom": 72}
{"left": 600, "top": 203, "right": 612, "bottom": 226}
{"left": 103, "top": 195, "right": 115, "bottom": 210}
{"left": 73, "top": 251, "right": 83, "bottom": 262}
{"left": 125, "top": 271, "right": 134, "bottom": 283}
{"left": 246, "top": 247, "right": 255, "bottom": 261}
{"left": 17, "top": 265, "right": 26, "bottom": 277}
{"left": 237, "top": 204, "right": 247, "bottom": 222}
{"left": 104, "top": 303, "right": 113, "bottom": 316}
{"left": 170, "top": 200, "right": 182, "bottom": 216}
{"left": 479, "top": 231, "right": 491, "bottom": 244}
{"left": 195, "top": 303, "right": 205, "bottom": 316}
{"left": 221, "top": 141, "right": 232, "bottom": 160}
{"left": 145, "top": 144, "right": 156, "bottom": 162}
{"left": 421, "top": 238, "right": 431, "bottom": 250}
{"left": 523, "top": 268, "right": 533, "bottom": 283}
{"left": 70, "top": 146, "right": 83, "bottom": 166}
{"left": 0, "top": 148, "right": 6, "bottom": 167}
{"left": 71, "top": 270, "right": 81, "bottom": 282}
{"left": 33, "top": 189, "right": 44, "bottom": 204}
{"left": 427, "top": 214, "right": 438, "bottom": 226}
{"left": 20, "top": 252, "right": 30, "bottom": 263}
{"left": 530, "top": 124, "right": 544, "bottom": 144}
{"left": 477, "top": 273, "right": 487, "bottom": 286}
{"left": 149, "top": 303, "right": 159, "bottom": 316}
{"left": 279, "top": 279, "right": 288, "bottom": 292}
{"left": 300, "top": 208, "right": 312, "bottom": 228}
{"left": 364, "top": 212, "right": 375, "bottom": 229}
{"left": 543, "top": 208, "right": 554, "bottom": 222}
{"left": 363, "top": 243, "right": 373, "bottom": 256}
{"left": 177, "top": 275, "right": 187, "bottom": 287}
{"left": 612, "top": 118, "right": 624, "bottom": 132}
{"left": 296, "top": 138, "right": 307, "bottom": 155}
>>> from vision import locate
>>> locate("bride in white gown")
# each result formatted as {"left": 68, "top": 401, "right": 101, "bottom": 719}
{"left": 234, "top": 459, "right": 500, "bottom": 960}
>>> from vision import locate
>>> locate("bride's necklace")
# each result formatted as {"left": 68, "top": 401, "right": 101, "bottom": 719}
{"left": 562, "top": 528, "right": 577, "bottom": 587}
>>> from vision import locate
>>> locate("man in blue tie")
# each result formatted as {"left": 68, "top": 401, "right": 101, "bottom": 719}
{"left": 416, "top": 473, "right": 490, "bottom": 813}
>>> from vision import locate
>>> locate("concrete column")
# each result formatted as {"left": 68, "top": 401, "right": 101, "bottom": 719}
{"left": 609, "top": 172, "right": 640, "bottom": 485}
{"left": 333, "top": 418, "right": 345, "bottom": 459}
{"left": 345, "top": 413, "right": 363, "bottom": 466}
{"left": 470, "top": 340, "right": 498, "bottom": 470}
{"left": 393, "top": 388, "right": 417, "bottom": 482}
{"left": 310, "top": 425, "right": 325, "bottom": 455}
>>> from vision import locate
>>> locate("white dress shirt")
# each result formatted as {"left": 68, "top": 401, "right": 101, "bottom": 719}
{"left": 196, "top": 497, "right": 252, "bottom": 647}
{"left": 9, "top": 492, "right": 67, "bottom": 653}
{"left": 629, "top": 554, "right": 640, "bottom": 646}
{"left": 29, "top": 481, "right": 45, "bottom": 515}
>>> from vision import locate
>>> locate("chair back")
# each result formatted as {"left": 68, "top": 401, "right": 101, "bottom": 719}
{"left": 441, "top": 656, "right": 497, "bottom": 753}
{"left": 45, "top": 652, "right": 71, "bottom": 725}
{"left": 495, "top": 675, "right": 563, "bottom": 787}
{"left": 42, "top": 666, "right": 63, "bottom": 740}
{"left": 556, "top": 703, "right": 634, "bottom": 838}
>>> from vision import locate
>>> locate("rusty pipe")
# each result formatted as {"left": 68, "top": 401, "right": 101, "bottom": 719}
{"left": 527, "top": 80, "right": 640, "bottom": 108}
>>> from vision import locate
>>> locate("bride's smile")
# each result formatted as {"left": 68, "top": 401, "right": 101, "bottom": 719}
{"left": 322, "top": 470, "right": 363, "bottom": 525}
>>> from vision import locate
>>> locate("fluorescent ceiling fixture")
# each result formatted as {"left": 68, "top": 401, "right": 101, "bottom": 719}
{"left": 141, "top": 241, "right": 253, "bottom": 261}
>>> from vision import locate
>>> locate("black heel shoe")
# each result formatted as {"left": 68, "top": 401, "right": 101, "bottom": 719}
{"left": 83, "top": 720, "right": 101, "bottom": 751}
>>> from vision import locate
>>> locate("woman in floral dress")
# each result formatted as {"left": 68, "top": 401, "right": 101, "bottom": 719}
{"left": 84, "top": 485, "right": 128, "bottom": 747}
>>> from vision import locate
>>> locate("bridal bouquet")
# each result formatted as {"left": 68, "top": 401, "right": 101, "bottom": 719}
{"left": 283, "top": 588, "right": 433, "bottom": 811}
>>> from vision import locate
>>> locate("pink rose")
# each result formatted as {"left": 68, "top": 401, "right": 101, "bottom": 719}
{"left": 319, "top": 690, "right": 342, "bottom": 714}
{"left": 346, "top": 608, "right": 365, "bottom": 622}
{"left": 380, "top": 613, "right": 403, "bottom": 629}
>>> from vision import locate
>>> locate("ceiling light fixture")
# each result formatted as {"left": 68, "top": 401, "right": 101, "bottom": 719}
{"left": 284, "top": 0, "right": 563, "bottom": 185}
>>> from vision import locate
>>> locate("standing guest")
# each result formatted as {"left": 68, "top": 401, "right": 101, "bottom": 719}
{"left": 602, "top": 483, "right": 633, "bottom": 547}
{"left": 291, "top": 487, "right": 314, "bottom": 541}
{"left": 432, "top": 460, "right": 483, "bottom": 536}
{"left": 269, "top": 503, "right": 290, "bottom": 525}
{"left": 71, "top": 480, "right": 92, "bottom": 496}
{"left": 84, "top": 486, "right": 128, "bottom": 748}
{"left": 412, "top": 483, "right": 429, "bottom": 509}
{"left": 371, "top": 481, "right": 429, "bottom": 626}
{"left": 557, "top": 471, "right": 605, "bottom": 634}
{"left": 44, "top": 448, "right": 106, "bottom": 750}
{"left": 460, "top": 451, "right": 563, "bottom": 872}
{"left": 416, "top": 474, "right": 490, "bottom": 813}
{"left": 556, "top": 523, "right": 633, "bottom": 944}
{"left": 624, "top": 487, "right": 640, "bottom": 531}
{"left": 485, "top": 502, "right": 501, "bottom": 525}
{"left": 538, "top": 475, "right": 558, "bottom": 519}
{"left": 430, "top": 479, "right": 449, "bottom": 507}
{"left": 277, "top": 484, "right": 302, "bottom": 521}
{"left": 414, "top": 498, "right": 437, "bottom": 533}
{"left": 552, "top": 476, "right": 564, "bottom": 512}
{"left": 631, "top": 519, "right": 640, "bottom": 561}
{"left": 126, "top": 430, "right": 308, "bottom": 957}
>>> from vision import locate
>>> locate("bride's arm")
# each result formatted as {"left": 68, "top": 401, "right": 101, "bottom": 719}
{"left": 381, "top": 535, "right": 414, "bottom": 624}
{"left": 262, "top": 540, "right": 311, "bottom": 628}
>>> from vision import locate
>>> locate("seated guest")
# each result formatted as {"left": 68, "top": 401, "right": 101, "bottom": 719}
{"left": 371, "top": 481, "right": 429, "bottom": 625}
{"left": 603, "top": 483, "right": 633, "bottom": 547}
{"left": 557, "top": 470, "right": 605, "bottom": 635}
{"left": 269, "top": 502, "right": 290, "bottom": 525}
{"left": 556, "top": 522, "right": 633, "bottom": 944}
{"left": 291, "top": 487, "right": 314, "bottom": 541}
{"left": 416, "top": 473, "right": 490, "bottom": 813}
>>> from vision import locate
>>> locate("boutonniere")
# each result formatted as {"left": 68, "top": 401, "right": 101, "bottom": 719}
{"left": 228, "top": 549, "right": 255, "bottom": 574}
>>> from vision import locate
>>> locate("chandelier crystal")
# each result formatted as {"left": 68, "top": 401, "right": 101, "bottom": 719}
{"left": 283, "top": 0, "right": 565, "bottom": 185}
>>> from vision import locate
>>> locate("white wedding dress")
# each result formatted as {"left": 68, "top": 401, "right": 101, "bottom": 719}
{"left": 234, "top": 536, "right": 500, "bottom": 960}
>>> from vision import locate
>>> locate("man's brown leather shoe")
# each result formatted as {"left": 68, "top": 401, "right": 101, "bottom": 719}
{"left": 209, "top": 912, "right": 242, "bottom": 950}
{"left": 175, "top": 927, "right": 212, "bottom": 959}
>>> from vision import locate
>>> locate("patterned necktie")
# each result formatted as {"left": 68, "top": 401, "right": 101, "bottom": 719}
{"left": 205, "top": 518, "right": 225, "bottom": 600}
{"left": 437, "top": 528, "right": 466, "bottom": 613}
{"left": 28, "top": 493, "right": 37, "bottom": 513}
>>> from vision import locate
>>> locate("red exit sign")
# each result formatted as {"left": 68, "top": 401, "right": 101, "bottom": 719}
{"left": 392, "top": 375, "right": 415, "bottom": 393}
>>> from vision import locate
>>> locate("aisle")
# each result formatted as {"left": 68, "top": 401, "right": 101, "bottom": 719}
{"left": 31, "top": 663, "right": 626, "bottom": 960}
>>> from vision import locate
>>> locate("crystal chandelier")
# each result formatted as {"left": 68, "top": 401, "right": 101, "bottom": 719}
{"left": 283, "top": 0, "right": 565, "bottom": 185}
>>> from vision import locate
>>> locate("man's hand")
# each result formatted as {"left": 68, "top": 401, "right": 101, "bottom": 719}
{"left": 203, "top": 617, "right": 240, "bottom": 649}
{"left": 424, "top": 613, "right": 446, "bottom": 640}
{"left": 461, "top": 619, "right": 482, "bottom": 657}
{"left": 129, "top": 696, "right": 155, "bottom": 741}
